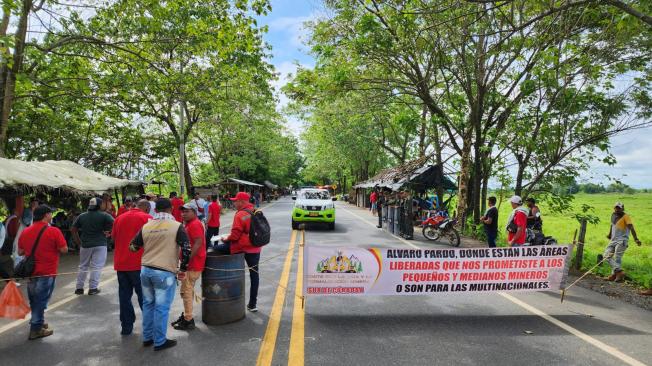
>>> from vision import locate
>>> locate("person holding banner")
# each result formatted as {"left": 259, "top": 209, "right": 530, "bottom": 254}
{"left": 506, "top": 196, "right": 527, "bottom": 247}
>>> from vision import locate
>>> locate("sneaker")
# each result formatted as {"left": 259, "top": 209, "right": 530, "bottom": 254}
{"left": 606, "top": 273, "right": 617, "bottom": 281}
{"left": 173, "top": 318, "right": 195, "bottom": 331}
{"left": 171, "top": 313, "right": 185, "bottom": 327}
{"left": 74, "top": 289, "right": 84, "bottom": 295}
{"left": 88, "top": 288, "right": 101, "bottom": 295}
{"left": 28, "top": 328, "right": 54, "bottom": 340}
{"left": 143, "top": 340, "right": 154, "bottom": 347}
{"left": 247, "top": 305, "right": 258, "bottom": 313}
{"left": 154, "top": 339, "right": 177, "bottom": 351}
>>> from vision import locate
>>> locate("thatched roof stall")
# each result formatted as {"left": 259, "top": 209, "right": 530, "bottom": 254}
{"left": 0, "top": 158, "right": 144, "bottom": 197}
{"left": 352, "top": 157, "right": 457, "bottom": 208}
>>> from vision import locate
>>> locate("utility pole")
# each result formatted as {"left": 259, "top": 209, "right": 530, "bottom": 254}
{"left": 179, "top": 102, "right": 185, "bottom": 197}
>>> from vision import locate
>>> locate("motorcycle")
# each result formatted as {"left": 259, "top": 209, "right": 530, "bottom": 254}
{"left": 524, "top": 228, "right": 557, "bottom": 246}
{"left": 421, "top": 211, "right": 461, "bottom": 247}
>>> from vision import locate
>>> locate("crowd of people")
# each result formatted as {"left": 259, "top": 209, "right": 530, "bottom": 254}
{"left": 1, "top": 190, "right": 266, "bottom": 347}
{"left": 365, "top": 189, "right": 649, "bottom": 295}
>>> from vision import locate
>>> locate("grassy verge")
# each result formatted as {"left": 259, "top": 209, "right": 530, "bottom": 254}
{"left": 487, "top": 192, "right": 652, "bottom": 288}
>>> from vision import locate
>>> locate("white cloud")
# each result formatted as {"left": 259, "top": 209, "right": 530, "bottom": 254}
{"left": 268, "top": 15, "right": 315, "bottom": 48}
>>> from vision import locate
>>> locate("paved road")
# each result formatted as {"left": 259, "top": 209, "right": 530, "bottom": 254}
{"left": 0, "top": 197, "right": 649, "bottom": 366}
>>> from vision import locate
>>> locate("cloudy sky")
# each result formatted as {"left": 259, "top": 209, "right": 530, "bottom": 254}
{"left": 259, "top": 0, "right": 652, "bottom": 189}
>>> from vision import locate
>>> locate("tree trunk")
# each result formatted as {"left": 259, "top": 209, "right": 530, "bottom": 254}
{"left": 514, "top": 162, "right": 525, "bottom": 197}
{"left": 431, "top": 119, "right": 445, "bottom": 204}
{"left": 418, "top": 105, "right": 427, "bottom": 158}
{"left": 183, "top": 150, "right": 193, "bottom": 195}
{"left": 456, "top": 133, "right": 473, "bottom": 229}
{"left": 0, "top": 0, "right": 32, "bottom": 157}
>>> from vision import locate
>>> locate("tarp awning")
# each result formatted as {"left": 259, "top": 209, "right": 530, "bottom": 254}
{"left": 263, "top": 180, "right": 278, "bottom": 189}
{"left": 227, "top": 178, "right": 263, "bottom": 187}
{"left": 0, "top": 158, "right": 143, "bottom": 195}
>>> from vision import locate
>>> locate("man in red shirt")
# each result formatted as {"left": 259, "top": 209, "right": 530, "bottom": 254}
{"left": 370, "top": 191, "right": 378, "bottom": 216}
{"left": 111, "top": 199, "right": 152, "bottom": 335}
{"left": 205, "top": 194, "right": 221, "bottom": 248}
{"left": 216, "top": 192, "right": 261, "bottom": 312}
{"left": 117, "top": 197, "right": 134, "bottom": 217}
{"left": 506, "top": 196, "right": 528, "bottom": 246}
{"left": 17, "top": 205, "right": 68, "bottom": 340}
{"left": 170, "top": 192, "right": 184, "bottom": 222}
{"left": 172, "top": 204, "right": 206, "bottom": 331}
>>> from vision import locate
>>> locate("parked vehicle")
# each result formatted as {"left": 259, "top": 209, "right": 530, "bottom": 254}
{"left": 524, "top": 228, "right": 557, "bottom": 246}
{"left": 421, "top": 210, "right": 460, "bottom": 247}
{"left": 291, "top": 188, "right": 337, "bottom": 230}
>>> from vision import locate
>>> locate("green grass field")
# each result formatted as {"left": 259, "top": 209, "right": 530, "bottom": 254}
{"left": 490, "top": 193, "right": 652, "bottom": 288}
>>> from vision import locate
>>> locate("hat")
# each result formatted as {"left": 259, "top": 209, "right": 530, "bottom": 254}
{"left": 146, "top": 192, "right": 156, "bottom": 199}
{"left": 124, "top": 196, "right": 133, "bottom": 203}
{"left": 509, "top": 195, "right": 522, "bottom": 204}
{"left": 155, "top": 198, "right": 172, "bottom": 211}
{"left": 614, "top": 202, "right": 624, "bottom": 209}
{"left": 230, "top": 192, "right": 250, "bottom": 201}
{"left": 33, "top": 205, "right": 53, "bottom": 220}
{"left": 88, "top": 197, "right": 102, "bottom": 210}
{"left": 181, "top": 203, "right": 197, "bottom": 213}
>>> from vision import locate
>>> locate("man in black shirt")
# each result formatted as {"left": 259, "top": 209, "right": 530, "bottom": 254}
{"left": 480, "top": 196, "right": 499, "bottom": 248}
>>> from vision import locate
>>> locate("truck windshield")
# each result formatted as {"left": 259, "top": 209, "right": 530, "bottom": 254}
{"left": 300, "top": 191, "right": 330, "bottom": 200}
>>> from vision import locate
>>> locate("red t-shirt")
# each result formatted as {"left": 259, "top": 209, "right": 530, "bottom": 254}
{"left": 117, "top": 205, "right": 129, "bottom": 217}
{"left": 171, "top": 197, "right": 184, "bottom": 222}
{"left": 228, "top": 203, "right": 261, "bottom": 254}
{"left": 112, "top": 209, "right": 152, "bottom": 271}
{"left": 207, "top": 202, "right": 221, "bottom": 228}
{"left": 370, "top": 192, "right": 377, "bottom": 203}
{"left": 508, "top": 210, "right": 528, "bottom": 245}
{"left": 184, "top": 218, "right": 206, "bottom": 272}
{"left": 18, "top": 222, "right": 67, "bottom": 277}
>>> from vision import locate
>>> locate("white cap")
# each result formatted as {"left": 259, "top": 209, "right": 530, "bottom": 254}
{"left": 614, "top": 202, "right": 624, "bottom": 209}
{"left": 509, "top": 195, "right": 522, "bottom": 204}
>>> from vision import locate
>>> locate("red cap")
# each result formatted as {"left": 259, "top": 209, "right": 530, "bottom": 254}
{"left": 230, "top": 192, "right": 250, "bottom": 201}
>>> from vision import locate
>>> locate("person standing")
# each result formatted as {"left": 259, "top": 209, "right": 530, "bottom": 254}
{"left": 506, "top": 196, "right": 528, "bottom": 247}
{"left": 401, "top": 191, "right": 414, "bottom": 240}
{"left": 111, "top": 199, "right": 152, "bottom": 335}
{"left": 170, "top": 192, "right": 184, "bottom": 222}
{"left": 17, "top": 205, "right": 68, "bottom": 340}
{"left": 205, "top": 195, "right": 221, "bottom": 247}
{"left": 216, "top": 192, "right": 261, "bottom": 312}
{"left": 604, "top": 202, "right": 642, "bottom": 282}
{"left": 146, "top": 193, "right": 157, "bottom": 216}
{"left": 129, "top": 198, "right": 190, "bottom": 351}
{"left": 72, "top": 197, "right": 114, "bottom": 295}
{"left": 172, "top": 204, "right": 206, "bottom": 331}
{"left": 100, "top": 193, "right": 117, "bottom": 218}
{"left": 376, "top": 189, "right": 385, "bottom": 229}
{"left": 480, "top": 196, "right": 499, "bottom": 248}
{"left": 370, "top": 190, "right": 378, "bottom": 216}
{"left": 117, "top": 197, "right": 134, "bottom": 217}
{"left": 526, "top": 197, "right": 542, "bottom": 231}
{"left": 188, "top": 193, "right": 206, "bottom": 220}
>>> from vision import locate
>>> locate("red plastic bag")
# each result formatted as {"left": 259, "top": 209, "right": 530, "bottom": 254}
{"left": 0, "top": 281, "right": 31, "bottom": 319}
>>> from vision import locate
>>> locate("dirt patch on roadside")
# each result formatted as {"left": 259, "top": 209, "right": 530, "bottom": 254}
{"left": 567, "top": 269, "right": 652, "bottom": 311}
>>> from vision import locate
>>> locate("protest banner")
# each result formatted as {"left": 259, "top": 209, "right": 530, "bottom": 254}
{"left": 303, "top": 246, "right": 573, "bottom": 296}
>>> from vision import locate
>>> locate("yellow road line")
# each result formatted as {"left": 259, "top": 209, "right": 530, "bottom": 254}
{"left": 288, "top": 230, "right": 305, "bottom": 366}
{"left": 499, "top": 292, "right": 647, "bottom": 366}
{"left": 256, "top": 229, "right": 297, "bottom": 366}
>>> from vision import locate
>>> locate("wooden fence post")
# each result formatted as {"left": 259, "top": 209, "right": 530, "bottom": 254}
{"left": 575, "top": 219, "right": 588, "bottom": 270}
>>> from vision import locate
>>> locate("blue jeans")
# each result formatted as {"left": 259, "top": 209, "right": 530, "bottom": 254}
{"left": 27, "top": 276, "right": 56, "bottom": 332}
{"left": 117, "top": 271, "right": 143, "bottom": 334}
{"left": 486, "top": 229, "right": 497, "bottom": 248}
{"left": 140, "top": 267, "right": 176, "bottom": 346}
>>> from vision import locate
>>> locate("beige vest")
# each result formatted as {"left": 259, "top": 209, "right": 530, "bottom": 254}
{"left": 141, "top": 219, "right": 181, "bottom": 273}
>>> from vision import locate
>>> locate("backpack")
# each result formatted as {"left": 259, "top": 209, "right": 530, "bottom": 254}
{"left": 244, "top": 209, "right": 271, "bottom": 247}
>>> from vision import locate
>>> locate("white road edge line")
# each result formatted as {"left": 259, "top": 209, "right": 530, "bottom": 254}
{"left": 338, "top": 204, "right": 420, "bottom": 249}
{"left": 498, "top": 292, "right": 647, "bottom": 366}
{"left": 342, "top": 203, "right": 646, "bottom": 366}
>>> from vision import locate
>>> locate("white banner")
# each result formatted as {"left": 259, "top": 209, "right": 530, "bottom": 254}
{"left": 303, "top": 246, "right": 573, "bottom": 296}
